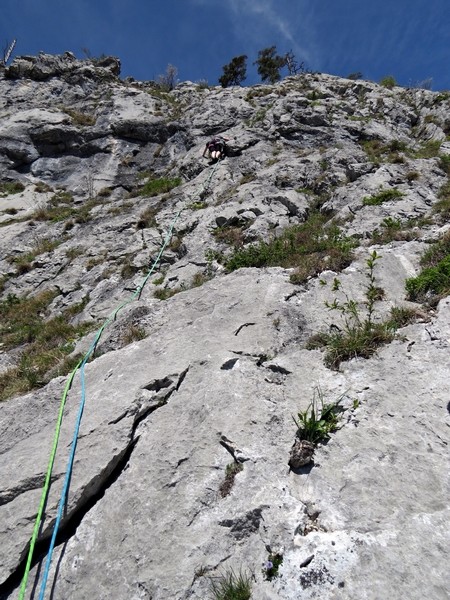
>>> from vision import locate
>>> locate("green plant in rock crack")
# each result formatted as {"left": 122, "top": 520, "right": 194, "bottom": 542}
{"left": 61, "top": 106, "right": 96, "bottom": 126}
{"left": 191, "top": 271, "right": 212, "bottom": 288}
{"left": 362, "top": 188, "right": 404, "bottom": 206}
{"left": 360, "top": 139, "right": 408, "bottom": 165}
{"left": 308, "top": 251, "right": 395, "bottom": 369}
{"left": 262, "top": 551, "right": 283, "bottom": 581}
{"left": 412, "top": 139, "right": 442, "bottom": 159}
{"left": 136, "top": 203, "right": 162, "bottom": 229}
{"left": 292, "top": 387, "right": 345, "bottom": 445}
{"left": 188, "top": 200, "right": 207, "bottom": 210}
{"left": 213, "top": 225, "right": 247, "bottom": 249}
{"left": 31, "top": 192, "right": 103, "bottom": 224}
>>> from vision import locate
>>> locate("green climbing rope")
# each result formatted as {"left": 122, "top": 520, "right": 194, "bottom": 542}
{"left": 18, "top": 158, "right": 221, "bottom": 598}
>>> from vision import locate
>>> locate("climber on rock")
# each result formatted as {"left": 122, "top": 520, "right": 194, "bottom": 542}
{"left": 202, "top": 136, "right": 229, "bottom": 161}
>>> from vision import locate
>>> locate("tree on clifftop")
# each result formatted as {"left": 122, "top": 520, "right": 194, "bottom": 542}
{"left": 219, "top": 55, "right": 248, "bottom": 87}
{"left": 254, "top": 46, "right": 286, "bottom": 84}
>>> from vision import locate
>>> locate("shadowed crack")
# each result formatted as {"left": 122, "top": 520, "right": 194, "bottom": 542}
{"left": 0, "top": 440, "right": 137, "bottom": 599}
{"left": 134, "top": 366, "right": 190, "bottom": 425}
{"left": 234, "top": 322, "right": 256, "bottom": 336}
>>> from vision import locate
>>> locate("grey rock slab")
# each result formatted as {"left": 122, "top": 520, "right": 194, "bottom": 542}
{"left": 0, "top": 269, "right": 294, "bottom": 593}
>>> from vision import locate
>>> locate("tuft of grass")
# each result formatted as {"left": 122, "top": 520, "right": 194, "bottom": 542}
{"left": 405, "top": 170, "right": 420, "bottom": 182}
{"left": 191, "top": 271, "right": 212, "bottom": 288}
{"left": 405, "top": 230, "right": 450, "bottom": 302}
{"left": 61, "top": 107, "right": 96, "bottom": 126}
{"left": 98, "top": 187, "right": 113, "bottom": 197}
{"left": 152, "top": 274, "right": 165, "bottom": 286}
{"left": 360, "top": 139, "right": 408, "bottom": 164}
{"left": 120, "top": 259, "right": 140, "bottom": 280}
{"left": 136, "top": 177, "right": 182, "bottom": 197}
{"left": 31, "top": 192, "right": 102, "bottom": 224}
{"left": 108, "top": 201, "right": 133, "bottom": 216}
{"left": 439, "top": 154, "right": 450, "bottom": 176}
{"left": 362, "top": 189, "right": 404, "bottom": 206}
{"left": 65, "top": 246, "right": 85, "bottom": 260}
{"left": 219, "top": 462, "right": 243, "bottom": 498}
{"left": 213, "top": 225, "right": 246, "bottom": 249}
{"left": 188, "top": 200, "right": 208, "bottom": 210}
{"left": 121, "top": 325, "right": 147, "bottom": 346}
{"left": 153, "top": 286, "right": 183, "bottom": 300}
{"left": 413, "top": 140, "right": 442, "bottom": 159}
{"left": 209, "top": 569, "right": 252, "bottom": 600}
{"left": 0, "top": 181, "right": 25, "bottom": 196}
{"left": 370, "top": 217, "right": 419, "bottom": 244}
{"left": 419, "top": 230, "right": 450, "bottom": 268}
{"left": 293, "top": 389, "right": 343, "bottom": 445}
{"left": 406, "top": 250, "right": 450, "bottom": 303}
{"left": 8, "top": 237, "right": 62, "bottom": 275}
{"left": 432, "top": 180, "right": 450, "bottom": 222}
{"left": 136, "top": 203, "right": 161, "bottom": 229}
{"left": 386, "top": 305, "right": 425, "bottom": 329}
{"left": 405, "top": 232, "right": 450, "bottom": 304}
{"left": 225, "top": 211, "right": 355, "bottom": 283}
{"left": 323, "top": 320, "right": 395, "bottom": 369}
{"left": 0, "top": 290, "right": 94, "bottom": 401}
{"left": 35, "top": 181, "right": 53, "bottom": 193}
{"left": 239, "top": 173, "right": 256, "bottom": 185}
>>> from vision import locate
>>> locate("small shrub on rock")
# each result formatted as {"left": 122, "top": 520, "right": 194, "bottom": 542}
{"left": 225, "top": 211, "right": 355, "bottom": 282}
{"left": 310, "top": 251, "right": 396, "bottom": 369}
{"left": 380, "top": 75, "right": 396, "bottom": 89}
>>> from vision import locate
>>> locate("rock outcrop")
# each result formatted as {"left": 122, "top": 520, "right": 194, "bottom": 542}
{"left": 0, "top": 53, "right": 449, "bottom": 600}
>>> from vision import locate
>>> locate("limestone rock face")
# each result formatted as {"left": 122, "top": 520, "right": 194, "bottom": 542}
{"left": 0, "top": 56, "right": 449, "bottom": 600}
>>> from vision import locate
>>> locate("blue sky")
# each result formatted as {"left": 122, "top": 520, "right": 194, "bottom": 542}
{"left": 1, "top": 0, "right": 449, "bottom": 90}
